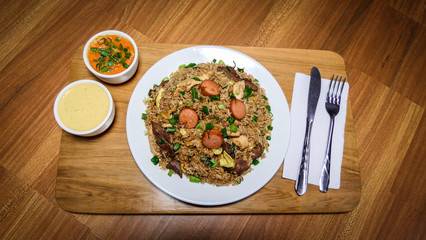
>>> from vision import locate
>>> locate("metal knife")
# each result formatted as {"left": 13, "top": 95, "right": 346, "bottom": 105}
{"left": 295, "top": 66, "right": 321, "bottom": 196}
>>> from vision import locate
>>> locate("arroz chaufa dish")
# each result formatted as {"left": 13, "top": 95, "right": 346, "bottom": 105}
{"left": 142, "top": 60, "right": 273, "bottom": 186}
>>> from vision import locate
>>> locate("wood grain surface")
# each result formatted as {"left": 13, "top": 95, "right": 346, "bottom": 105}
{"left": 55, "top": 44, "right": 359, "bottom": 214}
{"left": 0, "top": 0, "right": 424, "bottom": 239}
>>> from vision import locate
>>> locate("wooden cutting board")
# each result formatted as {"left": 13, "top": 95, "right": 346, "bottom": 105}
{"left": 55, "top": 43, "right": 361, "bottom": 214}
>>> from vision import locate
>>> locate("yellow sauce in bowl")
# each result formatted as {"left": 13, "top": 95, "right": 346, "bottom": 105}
{"left": 58, "top": 83, "right": 110, "bottom": 132}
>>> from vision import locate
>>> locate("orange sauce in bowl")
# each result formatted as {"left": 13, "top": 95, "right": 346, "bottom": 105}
{"left": 88, "top": 35, "right": 135, "bottom": 75}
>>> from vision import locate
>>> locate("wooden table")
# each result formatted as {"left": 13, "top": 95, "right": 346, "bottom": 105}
{"left": 0, "top": 0, "right": 424, "bottom": 239}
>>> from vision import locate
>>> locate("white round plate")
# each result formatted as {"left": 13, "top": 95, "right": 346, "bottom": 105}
{"left": 126, "top": 45, "right": 290, "bottom": 206}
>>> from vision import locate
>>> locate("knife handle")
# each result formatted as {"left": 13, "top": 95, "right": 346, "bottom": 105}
{"left": 295, "top": 119, "right": 313, "bottom": 196}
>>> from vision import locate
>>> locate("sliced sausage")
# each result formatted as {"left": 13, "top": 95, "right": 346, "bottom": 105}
{"left": 199, "top": 80, "right": 220, "bottom": 96}
{"left": 202, "top": 129, "right": 224, "bottom": 149}
{"left": 166, "top": 160, "right": 183, "bottom": 178}
{"left": 179, "top": 107, "right": 199, "bottom": 128}
{"left": 229, "top": 99, "right": 246, "bottom": 120}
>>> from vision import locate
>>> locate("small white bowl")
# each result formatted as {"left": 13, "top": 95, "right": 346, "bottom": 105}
{"left": 83, "top": 30, "right": 139, "bottom": 84}
{"left": 53, "top": 80, "right": 115, "bottom": 137}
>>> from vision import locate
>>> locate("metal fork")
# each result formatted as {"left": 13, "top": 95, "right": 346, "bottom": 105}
{"left": 319, "top": 74, "right": 346, "bottom": 192}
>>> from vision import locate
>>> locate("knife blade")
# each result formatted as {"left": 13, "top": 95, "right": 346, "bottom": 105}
{"left": 295, "top": 66, "right": 321, "bottom": 196}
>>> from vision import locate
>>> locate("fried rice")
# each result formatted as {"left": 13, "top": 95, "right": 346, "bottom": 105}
{"left": 143, "top": 61, "right": 273, "bottom": 186}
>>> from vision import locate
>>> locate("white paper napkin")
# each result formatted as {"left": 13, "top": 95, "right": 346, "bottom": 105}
{"left": 282, "top": 73, "right": 349, "bottom": 189}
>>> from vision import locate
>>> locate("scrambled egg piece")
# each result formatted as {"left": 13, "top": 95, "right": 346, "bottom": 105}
{"left": 219, "top": 151, "right": 235, "bottom": 168}
{"left": 155, "top": 88, "right": 164, "bottom": 107}
{"left": 213, "top": 147, "right": 223, "bottom": 155}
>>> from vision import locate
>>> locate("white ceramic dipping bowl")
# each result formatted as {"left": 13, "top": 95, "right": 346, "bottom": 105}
{"left": 53, "top": 80, "right": 115, "bottom": 137}
{"left": 83, "top": 30, "right": 139, "bottom": 84}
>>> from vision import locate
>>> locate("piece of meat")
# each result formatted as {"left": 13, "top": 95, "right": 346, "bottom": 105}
{"left": 176, "top": 78, "right": 201, "bottom": 92}
{"left": 199, "top": 80, "right": 221, "bottom": 96}
{"left": 231, "top": 158, "right": 250, "bottom": 175}
{"left": 151, "top": 121, "right": 174, "bottom": 157}
{"left": 166, "top": 160, "right": 183, "bottom": 178}
{"left": 202, "top": 129, "right": 224, "bottom": 149}
{"left": 179, "top": 107, "right": 199, "bottom": 128}
{"left": 217, "top": 66, "right": 258, "bottom": 91}
{"left": 222, "top": 141, "right": 235, "bottom": 158}
{"left": 229, "top": 99, "right": 246, "bottom": 120}
{"left": 250, "top": 143, "right": 263, "bottom": 160}
{"left": 232, "top": 80, "right": 245, "bottom": 100}
{"left": 232, "top": 135, "right": 249, "bottom": 149}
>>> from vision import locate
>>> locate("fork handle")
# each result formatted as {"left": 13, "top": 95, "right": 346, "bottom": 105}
{"left": 319, "top": 115, "right": 335, "bottom": 192}
{"left": 295, "top": 118, "right": 314, "bottom": 196}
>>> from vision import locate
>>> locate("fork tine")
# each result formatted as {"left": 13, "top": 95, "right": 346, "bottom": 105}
{"left": 338, "top": 77, "right": 347, "bottom": 103}
{"left": 327, "top": 74, "right": 334, "bottom": 101}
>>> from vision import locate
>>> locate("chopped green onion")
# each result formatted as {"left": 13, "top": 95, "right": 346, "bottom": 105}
{"left": 202, "top": 106, "right": 209, "bottom": 114}
{"left": 200, "top": 156, "right": 208, "bottom": 162}
{"left": 212, "top": 116, "right": 219, "bottom": 120}
{"left": 186, "top": 102, "right": 194, "bottom": 106}
{"left": 263, "top": 95, "right": 268, "bottom": 100}
{"left": 151, "top": 156, "right": 159, "bottom": 165}
{"left": 123, "top": 63, "right": 129, "bottom": 68}
{"left": 244, "top": 87, "right": 253, "bottom": 98}
{"left": 185, "top": 63, "right": 197, "bottom": 68}
{"left": 266, "top": 105, "right": 271, "bottom": 112}
{"left": 166, "top": 127, "right": 176, "bottom": 132}
{"left": 125, "top": 52, "right": 131, "bottom": 58}
{"left": 254, "top": 79, "right": 259, "bottom": 82}
{"left": 237, "top": 67, "right": 244, "bottom": 73}
{"left": 168, "top": 170, "right": 173, "bottom": 177}
{"left": 221, "top": 128, "right": 228, "bottom": 138}
{"left": 141, "top": 113, "right": 148, "bottom": 120}
{"left": 189, "top": 175, "right": 201, "bottom": 183}
{"left": 159, "top": 139, "right": 165, "bottom": 144}
{"left": 180, "top": 91, "right": 185, "bottom": 96}
{"left": 206, "top": 122, "right": 213, "bottom": 130}
{"left": 90, "top": 48, "right": 98, "bottom": 52}
{"left": 230, "top": 124, "right": 238, "bottom": 133}
{"left": 219, "top": 60, "right": 224, "bottom": 64}
{"left": 237, "top": 179, "right": 242, "bottom": 184}
{"left": 260, "top": 129, "right": 264, "bottom": 135}
{"left": 222, "top": 85, "right": 228, "bottom": 89}
{"left": 268, "top": 125, "right": 273, "bottom": 131}
{"left": 266, "top": 136, "right": 271, "bottom": 140}
{"left": 227, "top": 117, "right": 235, "bottom": 124}
{"left": 169, "top": 118, "right": 178, "bottom": 125}
{"left": 210, "top": 95, "right": 220, "bottom": 101}
{"left": 115, "top": 37, "right": 120, "bottom": 41}
{"left": 218, "top": 104, "right": 224, "bottom": 110}
{"left": 252, "top": 116, "right": 258, "bottom": 122}
{"left": 192, "top": 77, "right": 201, "bottom": 81}
{"left": 196, "top": 122, "right": 203, "bottom": 129}
{"left": 192, "top": 88, "right": 198, "bottom": 99}
{"left": 173, "top": 143, "right": 181, "bottom": 151}
{"left": 162, "top": 77, "right": 169, "bottom": 82}
{"left": 179, "top": 64, "right": 186, "bottom": 69}
{"left": 187, "top": 155, "right": 192, "bottom": 158}
{"left": 212, "top": 59, "right": 217, "bottom": 63}
{"left": 252, "top": 159, "right": 260, "bottom": 165}
{"left": 225, "top": 66, "right": 231, "bottom": 72}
